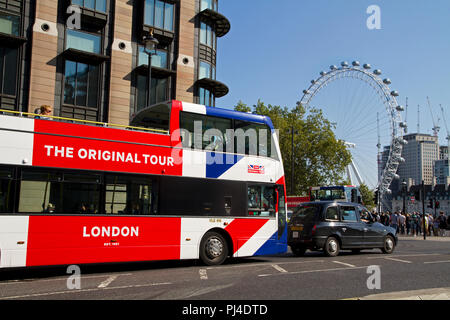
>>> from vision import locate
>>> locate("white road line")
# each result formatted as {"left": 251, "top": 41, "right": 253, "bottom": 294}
{"left": 367, "top": 254, "right": 440, "bottom": 259}
{"left": 258, "top": 266, "right": 367, "bottom": 277}
{"left": 271, "top": 264, "right": 288, "bottom": 273}
{"left": 97, "top": 275, "right": 118, "bottom": 288}
{"left": 206, "top": 260, "right": 325, "bottom": 270}
{"left": 0, "top": 282, "right": 172, "bottom": 300}
{"left": 333, "top": 261, "right": 356, "bottom": 268}
{"left": 199, "top": 269, "right": 208, "bottom": 280}
{"left": 424, "top": 260, "right": 450, "bottom": 264}
{"left": 384, "top": 257, "right": 412, "bottom": 264}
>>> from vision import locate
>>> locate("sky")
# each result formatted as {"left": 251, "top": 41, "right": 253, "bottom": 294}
{"left": 215, "top": 0, "right": 450, "bottom": 148}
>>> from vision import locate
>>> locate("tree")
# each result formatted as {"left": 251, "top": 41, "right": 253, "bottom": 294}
{"left": 235, "top": 100, "right": 352, "bottom": 195}
{"left": 359, "top": 183, "right": 375, "bottom": 210}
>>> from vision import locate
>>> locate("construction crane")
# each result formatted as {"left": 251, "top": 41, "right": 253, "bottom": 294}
{"left": 427, "top": 97, "right": 440, "bottom": 137}
{"left": 440, "top": 104, "right": 450, "bottom": 160}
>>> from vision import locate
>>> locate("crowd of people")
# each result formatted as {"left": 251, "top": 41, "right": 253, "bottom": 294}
{"left": 371, "top": 210, "right": 449, "bottom": 237}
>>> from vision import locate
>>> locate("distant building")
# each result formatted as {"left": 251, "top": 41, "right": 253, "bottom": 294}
{"left": 434, "top": 159, "right": 450, "bottom": 185}
{"left": 440, "top": 146, "right": 449, "bottom": 160}
{"left": 396, "top": 133, "right": 439, "bottom": 185}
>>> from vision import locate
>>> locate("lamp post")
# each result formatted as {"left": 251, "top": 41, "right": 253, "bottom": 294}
{"left": 143, "top": 29, "right": 159, "bottom": 108}
{"left": 401, "top": 179, "right": 407, "bottom": 215}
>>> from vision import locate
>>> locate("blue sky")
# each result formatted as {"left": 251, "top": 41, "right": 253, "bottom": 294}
{"left": 215, "top": 0, "right": 450, "bottom": 147}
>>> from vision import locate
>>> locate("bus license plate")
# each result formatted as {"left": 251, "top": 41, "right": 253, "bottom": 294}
{"left": 292, "top": 231, "right": 299, "bottom": 238}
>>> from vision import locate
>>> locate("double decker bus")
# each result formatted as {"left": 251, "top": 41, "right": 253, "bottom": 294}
{"left": 309, "top": 185, "right": 361, "bottom": 204}
{"left": 0, "top": 100, "right": 287, "bottom": 268}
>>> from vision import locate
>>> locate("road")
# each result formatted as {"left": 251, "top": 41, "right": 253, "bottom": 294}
{"left": 0, "top": 237, "right": 449, "bottom": 301}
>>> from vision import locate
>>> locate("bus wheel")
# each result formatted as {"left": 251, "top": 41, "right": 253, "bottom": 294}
{"left": 200, "top": 231, "right": 229, "bottom": 266}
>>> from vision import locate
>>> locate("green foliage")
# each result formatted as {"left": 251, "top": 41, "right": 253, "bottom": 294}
{"left": 235, "top": 100, "right": 352, "bottom": 195}
{"left": 359, "top": 183, "right": 375, "bottom": 210}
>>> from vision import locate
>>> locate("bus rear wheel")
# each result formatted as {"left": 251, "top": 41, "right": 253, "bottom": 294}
{"left": 200, "top": 231, "right": 229, "bottom": 266}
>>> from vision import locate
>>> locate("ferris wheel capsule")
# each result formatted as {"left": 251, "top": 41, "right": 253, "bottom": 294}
{"left": 311, "top": 80, "right": 316, "bottom": 84}
{"left": 374, "top": 69, "right": 382, "bottom": 75}
{"left": 383, "top": 78, "right": 392, "bottom": 85}
{"left": 391, "top": 91, "right": 399, "bottom": 97}
{"left": 303, "top": 90, "right": 310, "bottom": 95}
{"left": 352, "top": 61, "right": 360, "bottom": 67}
{"left": 363, "top": 64, "right": 371, "bottom": 69}
{"left": 330, "top": 65, "right": 337, "bottom": 70}
{"left": 396, "top": 105, "right": 405, "bottom": 111}
{"left": 341, "top": 61, "right": 349, "bottom": 67}
{"left": 320, "top": 71, "right": 327, "bottom": 76}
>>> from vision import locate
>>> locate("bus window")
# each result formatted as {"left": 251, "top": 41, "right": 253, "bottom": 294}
{"left": 248, "top": 185, "right": 276, "bottom": 217}
{"left": 105, "top": 175, "right": 154, "bottom": 215}
{"left": 18, "top": 170, "right": 101, "bottom": 214}
{"left": 0, "top": 168, "right": 14, "bottom": 213}
{"left": 203, "top": 116, "right": 232, "bottom": 152}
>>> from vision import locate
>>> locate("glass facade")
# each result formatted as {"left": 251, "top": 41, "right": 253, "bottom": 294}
{"left": 199, "top": 61, "right": 215, "bottom": 80}
{"left": 200, "top": 0, "right": 218, "bottom": 11}
{"left": 200, "top": 21, "right": 216, "bottom": 50}
{"left": 136, "top": 75, "right": 168, "bottom": 111}
{"left": 72, "top": 0, "right": 107, "bottom": 13}
{"left": 0, "top": 12, "right": 20, "bottom": 36}
{"left": 144, "top": 0, "right": 174, "bottom": 32}
{"left": 66, "top": 29, "right": 102, "bottom": 54}
{"left": 138, "top": 47, "right": 168, "bottom": 69}
{"left": 198, "top": 87, "right": 214, "bottom": 106}
{"left": 64, "top": 60, "right": 100, "bottom": 108}
{"left": 0, "top": 46, "right": 18, "bottom": 96}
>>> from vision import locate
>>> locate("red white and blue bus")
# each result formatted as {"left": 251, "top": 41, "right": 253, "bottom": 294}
{"left": 0, "top": 100, "right": 287, "bottom": 268}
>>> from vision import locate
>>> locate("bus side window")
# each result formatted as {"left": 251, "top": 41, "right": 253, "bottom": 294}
{"left": 0, "top": 168, "right": 14, "bottom": 213}
{"left": 248, "top": 185, "right": 276, "bottom": 217}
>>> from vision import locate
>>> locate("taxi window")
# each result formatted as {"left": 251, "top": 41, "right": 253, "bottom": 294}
{"left": 325, "top": 206, "right": 339, "bottom": 221}
{"left": 341, "top": 206, "right": 357, "bottom": 222}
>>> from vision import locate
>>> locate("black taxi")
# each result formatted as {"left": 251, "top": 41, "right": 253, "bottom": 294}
{"left": 287, "top": 201, "right": 398, "bottom": 257}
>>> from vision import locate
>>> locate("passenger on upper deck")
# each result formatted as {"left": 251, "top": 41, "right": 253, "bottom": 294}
{"left": 35, "top": 105, "right": 53, "bottom": 120}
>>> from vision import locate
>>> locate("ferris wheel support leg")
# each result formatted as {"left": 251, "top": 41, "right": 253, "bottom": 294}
{"left": 350, "top": 159, "right": 364, "bottom": 185}
{"left": 346, "top": 166, "right": 353, "bottom": 185}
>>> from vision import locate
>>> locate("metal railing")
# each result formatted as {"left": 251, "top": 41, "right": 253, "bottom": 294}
{"left": 0, "top": 108, "right": 169, "bottom": 134}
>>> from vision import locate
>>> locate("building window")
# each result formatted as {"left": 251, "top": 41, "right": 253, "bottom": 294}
{"left": 200, "top": 0, "right": 218, "bottom": 11}
{"left": 138, "top": 47, "right": 168, "bottom": 69}
{"left": 199, "top": 61, "right": 215, "bottom": 80}
{"left": 63, "top": 60, "right": 100, "bottom": 109}
{"left": 66, "top": 29, "right": 102, "bottom": 54}
{"left": 136, "top": 75, "right": 168, "bottom": 112}
{"left": 0, "top": 46, "right": 18, "bottom": 97}
{"left": 0, "top": 11, "right": 20, "bottom": 36}
{"left": 71, "top": 0, "right": 107, "bottom": 13}
{"left": 144, "top": 0, "right": 174, "bottom": 32}
{"left": 198, "top": 87, "right": 214, "bottom": 106}
{"left": 200, "top": 21, "right": 216, "bottom": 51}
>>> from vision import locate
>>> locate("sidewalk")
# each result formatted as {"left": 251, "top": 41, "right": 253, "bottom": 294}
{"left": 354, "top": 287, "right": 450, "bottom": 300}
{"left": 398, "top": 235, "right": 450, "bottom": 241}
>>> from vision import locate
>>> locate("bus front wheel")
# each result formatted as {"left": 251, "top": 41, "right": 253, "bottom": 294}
{"left": 199, "top": 231, "right": 229, "bottom": 266}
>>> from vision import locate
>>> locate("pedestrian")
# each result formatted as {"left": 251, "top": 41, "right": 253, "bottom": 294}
{"left": 390, "top": 211, "right": 399, "bottom": 233}
{"left": 406, "top": 213, "right": 411, "bottom": 235}
{"left": 437, "top": 211, "right": 447, "bottom": 237}
{"left": 35, "top": 105, "right": 53, "bottom": 120}
{"left": 399, "top": 213, "right": 406, "bottom": 235}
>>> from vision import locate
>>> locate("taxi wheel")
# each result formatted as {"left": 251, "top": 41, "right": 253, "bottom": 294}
{"left": 199, "top": 231, "right": 229, "bottom": 266}
{"left": 381, "top": 235, "right": 395, "bottom": 254}
{"left": 323, "top": 236, "right": 340, "bottom": 257}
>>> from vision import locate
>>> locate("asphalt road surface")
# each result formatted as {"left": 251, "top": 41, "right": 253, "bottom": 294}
{"left": 0, "top": 237, "right": 449, "bottom": 300}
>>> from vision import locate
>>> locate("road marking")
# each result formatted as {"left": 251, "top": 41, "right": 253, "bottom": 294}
{"left": 97, "top": 275, "right": 118, "bottom": 288}
{"left": 258, "top": 266, "right": 367, "bottom": 277}
{"left": 423, "top": 260, "right": 450, "bottom": 264}
{"left": 384, "top": 257, "right": 412, "bottom": 264}
{"left": 0, "top": 282, "right": 172, "bottom": 300}
{"left": 271, "top": 264, "right": 288, "bottom": 273}
{"left": 199, "top": 269, "right": 208, "bottom": 280}
{"left": 367, "top": 254, "right": 440, "bottom": 259}
{"left": 206, "top": 260, "right": 325, "bottom": 270}
{"left": 333, "top": 261, "right": 356, "bottom": 268}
